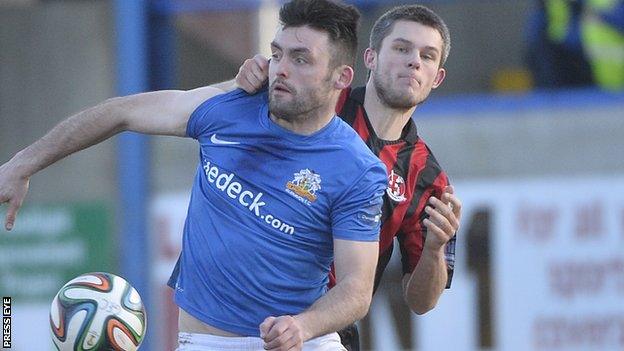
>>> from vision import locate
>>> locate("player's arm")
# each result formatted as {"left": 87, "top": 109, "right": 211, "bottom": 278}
{"left": 0, "top": 86, "right": 223, "bottom": 231}
{"left": 402, "top": 185, "right": 461, "bottom": 314}
{"left": 260, "top": 167, "right": 385, "bottom": 351}
{"left": 260, "top": 239, "right": 378, "bottom": 351}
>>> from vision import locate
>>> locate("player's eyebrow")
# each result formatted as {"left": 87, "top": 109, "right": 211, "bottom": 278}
{"left": 422, "top": 46, "right": 440, "bottom": 54}
{"left": 392, "top": 38, "right": 440, "bottom": 54}
{"left": 271, "top": 41, "right": 312, "bottom": 56}
{"left": 290, "top": 47, "right": 311, "bottom": 56}
{"left": 392, "top": 38, "right": 412, "bottom": 45}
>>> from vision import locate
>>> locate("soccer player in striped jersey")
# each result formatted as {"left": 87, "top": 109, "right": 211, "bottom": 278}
{"left": 225, "top": 5, "right": 462, "bottom": 350}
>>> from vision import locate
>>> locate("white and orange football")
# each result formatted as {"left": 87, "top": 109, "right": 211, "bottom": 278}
{"left": 50, "top": 272, "right": 147, "bottom": 351}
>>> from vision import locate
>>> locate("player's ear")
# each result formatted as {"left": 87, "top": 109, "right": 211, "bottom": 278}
{"left": 432, "top": 67, "right": 446, "bottom": 89}
{"left": 363, "top": 48, "right": 377, "bottom": 70}
{"left": 334, "top": 65, "right": 354, "bottom": 90}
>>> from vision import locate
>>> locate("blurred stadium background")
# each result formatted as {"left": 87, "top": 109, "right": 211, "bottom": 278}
{"left": 1, "top": 0, "right": 623, "bottom": 350}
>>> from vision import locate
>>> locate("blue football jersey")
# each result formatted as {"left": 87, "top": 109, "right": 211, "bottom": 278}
{"left": 174, "top": 89, "right": 387, "bottom": 336}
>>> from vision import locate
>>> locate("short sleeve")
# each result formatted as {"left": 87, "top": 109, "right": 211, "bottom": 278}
{"left": 331, "top": 164, "right": 387, "bottom": 241}
{"left": 186, "top": 89, "right": 247, "bottom": 139}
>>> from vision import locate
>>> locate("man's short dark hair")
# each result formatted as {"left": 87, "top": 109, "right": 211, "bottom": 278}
{"left": 279, "top": 0, "right": 360, "bottom": 68}
{"left": 370, "top": 5, "right": 451, "bottom": 66}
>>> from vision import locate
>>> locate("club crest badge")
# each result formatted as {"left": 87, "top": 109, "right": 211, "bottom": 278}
{"left": 386, "top": 170, "right": 407, "bottom": 202}
{"left": 286, "top": 169, "right": 321, "bottom": 205}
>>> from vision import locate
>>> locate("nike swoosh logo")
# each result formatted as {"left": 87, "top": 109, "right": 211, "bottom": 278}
{"left": 210, "top": 134, "right": 240, "bottom": 145}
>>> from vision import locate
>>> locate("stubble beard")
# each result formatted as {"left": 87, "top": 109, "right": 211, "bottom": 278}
{"left": 269, "top": 77, "right": 333, "bottom": 123}
{"left": 373, "top": 67, "right": 425, "bottom": 110}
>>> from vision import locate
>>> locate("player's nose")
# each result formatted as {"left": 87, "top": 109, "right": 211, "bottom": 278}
{"left": 273, "top": 58, "right": 290, "bottom": 79}
{"left": 407, "top": 52, "right": 422, "bottom": 69}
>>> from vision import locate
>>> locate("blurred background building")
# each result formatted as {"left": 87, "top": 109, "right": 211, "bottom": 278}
{"left": 1, "top": 0, "right": 623, "bottom": 350}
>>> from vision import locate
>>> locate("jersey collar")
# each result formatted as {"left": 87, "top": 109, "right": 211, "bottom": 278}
{"left": 350, "top": 86, "right": 420, "bottom": 145}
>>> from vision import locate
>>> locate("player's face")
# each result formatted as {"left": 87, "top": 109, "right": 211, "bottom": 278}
{"left": 268, "top": 26, "right": 336, "bottom": 122}
{"left": 366, "top": 20, "right": 446, "bottom": 109}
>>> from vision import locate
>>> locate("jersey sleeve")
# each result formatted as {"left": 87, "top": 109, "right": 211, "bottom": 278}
{"left": 331, "top": 163, "right": 387, "bottom": 242}
{"left": 397, "top": 170, "right": 456, "bottom": 288}
{"left": 186, "top": 89, "right": 246, "bottom": 139}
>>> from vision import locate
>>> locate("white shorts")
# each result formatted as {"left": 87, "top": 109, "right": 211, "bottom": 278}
{"left": 176, "top": 331, "right": 347, "bottom": 351}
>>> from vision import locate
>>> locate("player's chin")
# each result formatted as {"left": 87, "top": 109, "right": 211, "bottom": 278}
{"left": 394, "top": 93, "right": 420, "bottom": 109}
{"left": 270, "top": 93, "right": 294, "bottom": 108}
{"left": 270, "top": 106, "right": 297, "bottom": 122}
{"left": 269, "top": 99, "right": 288, "bottom": 112}
{"left": 405, "top": 86, "right": 423, "bottom": 99}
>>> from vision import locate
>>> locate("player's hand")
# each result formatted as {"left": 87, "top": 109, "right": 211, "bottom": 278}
{"left": 423, "top": 185, "right": 461, "bottom": 251}
{"left": 259, "top": 315, "right": 304, "bottom": 351}
{"left": 0, "top": 162, "right": 30, "bottom": 231}
{"left": 236, "top": 54, "right": 269, "bottom": 94}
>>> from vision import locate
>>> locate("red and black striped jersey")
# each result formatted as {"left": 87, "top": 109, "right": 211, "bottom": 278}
{"left": 331, "top": 86, "right": 456, "bottom": 292}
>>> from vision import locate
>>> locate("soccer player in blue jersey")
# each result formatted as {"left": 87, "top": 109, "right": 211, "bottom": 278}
{"left": 212, "top": 5, "right": 462, "bottom": 350}
{"left": 0, "top": 1, "right": 388, "bottom": 350}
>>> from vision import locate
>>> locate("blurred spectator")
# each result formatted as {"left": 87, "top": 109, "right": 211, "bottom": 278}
{"left": 525, "top": 0, "right": 594, "bottom": 88}
{"left": 581, "top": 0, "right": 624, "bottom": 90}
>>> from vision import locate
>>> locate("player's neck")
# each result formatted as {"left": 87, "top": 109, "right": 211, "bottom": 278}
{"left": 363, "top": 82, "right": 416, "bottom": 141}
{"left": 270, "top": 104, "right": 336, "bottom": 136}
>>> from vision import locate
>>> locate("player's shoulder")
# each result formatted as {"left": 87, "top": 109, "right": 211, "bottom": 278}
{"left": 191, "top": 88, "right": 267, "bottom": 121}
{"left": 195, "top": 88, "right": 267, "bottom": 114}
{"left": 335, "top": 86, "right": 364, "bottom": 123}
{"left": 330, "top": 118, "right": 385, "bottom": 172}
{"left": 414, "top": 136, "right": 445, "bottom": 171}
{"left": 187, "top": 88, "right": 268, "bottom": 138}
